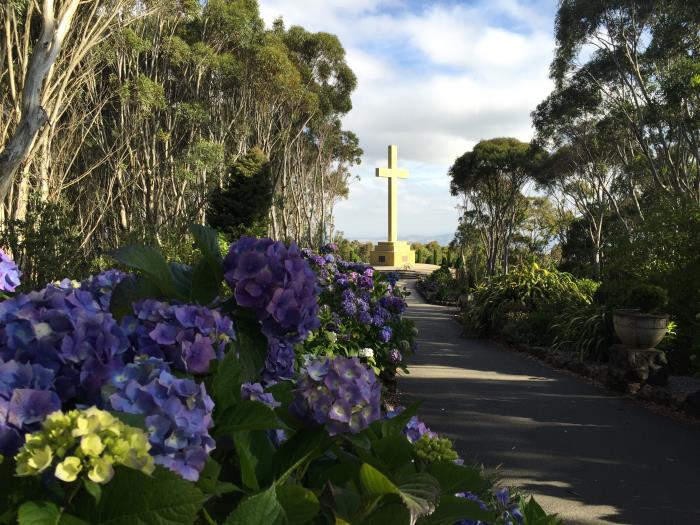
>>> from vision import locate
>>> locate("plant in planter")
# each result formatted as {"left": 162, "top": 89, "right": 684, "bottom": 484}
{"left": 613, "top": 284, "right": 670, "bottom": 350}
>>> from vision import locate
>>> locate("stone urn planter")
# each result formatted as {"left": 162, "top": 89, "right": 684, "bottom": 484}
{"left": 612, "top": 309, "right": 669, "bottom": 350}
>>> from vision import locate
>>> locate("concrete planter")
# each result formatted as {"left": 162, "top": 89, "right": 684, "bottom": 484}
{"left": 612, "top": 309, "right": 669, "bottom": 350}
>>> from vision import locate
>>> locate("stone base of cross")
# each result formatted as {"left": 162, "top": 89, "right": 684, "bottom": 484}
{"left": 369, "top": 145, "right": 416, "bottom": 267}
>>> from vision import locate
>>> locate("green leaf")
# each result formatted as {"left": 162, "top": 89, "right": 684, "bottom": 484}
{"left": 111, "top": 245, "right": 177, "bottom": 298}
{"left": 276, "top": 485, "right": 320, "bottom": 525}
{"left": 223, "top": 487, "right": 284, "bottom": 525}
{"left": 271, "top": 426, "right": 327, "bottom": 485}
{"left": 18, "top": 502, "right": 60, "bottom": 525}
{"left": 83, "top": 479, "right": 102, "bottom": 505}
{"left": 109, "top": 276, "right": 162, "bottom": 321}
{"left": 520, "top": 496, "right": 563, "bottom": 525}
{"left": 189, "top": 224, "right": 221, "bottom": 258}
{"left": 78, "top": 467, "right": 206, "bottom": 525}
{"left": 426, "top": 461, "right": 486, "bottom": 495}
{"left": 359, "top": 465, "right": 440, "bottom": 525}
{"left": 233, "top": 430, "right": 259, "bottom": 491}
{"left": 216, "top": 400, "right": 284, "bottom": 436}
{"left": 372, "top": 435, "right": 415, "bottom": 471}
{"left": 416, "top": 495, "right": 494, "bottom": 525}
{"left": 168, "top": 263, "right": 194, "bottom": 300}
{"left": 195, "top": 459, "right": 242, "bottom": 497}
{"left": 362, "top": 503, "right": 410, "bottom": 525}
{"left": 190, "top": 257, "right": 221, "bottom": 304}
{"left": 212, "top": 350, "right": 242, "bottom": 415}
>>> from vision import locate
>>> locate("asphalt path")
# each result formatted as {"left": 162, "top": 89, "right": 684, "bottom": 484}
{"left": 399, "top": 280, "right": 700, "bottom": 525}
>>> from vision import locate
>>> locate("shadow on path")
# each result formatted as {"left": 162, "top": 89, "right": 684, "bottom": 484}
{"left": 399, "top": 280, "right": 700, "bottom": 525}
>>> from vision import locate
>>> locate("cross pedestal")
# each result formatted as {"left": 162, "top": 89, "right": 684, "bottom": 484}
{"left": 369, "top": 145, "right": 416, "bottom": 267}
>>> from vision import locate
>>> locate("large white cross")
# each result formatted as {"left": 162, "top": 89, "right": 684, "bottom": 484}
{"left": 376, "top": 145, "right": 408, "bottom": 242}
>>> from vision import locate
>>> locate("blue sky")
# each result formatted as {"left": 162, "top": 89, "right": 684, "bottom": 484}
{"left": 259, "top": 0, "right": 558, "bottom": 241}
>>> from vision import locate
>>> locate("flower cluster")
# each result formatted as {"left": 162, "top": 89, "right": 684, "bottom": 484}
{"left": 0, "top": 250, "right": 21, "bottom": 293}
{"left": 107, "top": 357, "right": 215, "bottom": 481}
{"left": 15, "top": 407, "right": 153, "bottom": 484}
{"left": 122, "top": 299, "right": 235, "bottom": 374}
{"left": 0, "top": 358, "right": 60, "bottom": 455}
{"left": 224, "top": 237, "right": 319, "bottom": 382}
{"left": 0, "top": 286, "right": 129, "bottom": 408}
{"left": 224, "top": 237, "right": 319, "bottom": 342}
{"left": 292, "top": 356, "right": 381, "bottom": 436}
{"left": 80, "top": 270, "right": 128, "bottom": 311}
{"left": 413, "top": 433, "right": 459, "bottom": 463}
{"left": 403, "top": 415, "right": 437, "bottom": 443}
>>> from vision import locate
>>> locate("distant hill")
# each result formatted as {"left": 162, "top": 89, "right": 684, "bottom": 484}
{"left": 347, "top": 233, "right": 454, "bottom": 245}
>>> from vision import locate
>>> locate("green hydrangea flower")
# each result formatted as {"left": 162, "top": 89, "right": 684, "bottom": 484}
{"left": 413, "top": 434, "right": 459, "bottom": 463}
{"left": 15, "top": 406, "right": 154, "bottom": 485}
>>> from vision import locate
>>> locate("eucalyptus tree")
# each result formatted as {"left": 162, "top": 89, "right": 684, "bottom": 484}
{"left": 449, "top": 138, "right": 542, "bottom": 275}
{"left": 551, "top": 0, "right": 700, "bottom": 203}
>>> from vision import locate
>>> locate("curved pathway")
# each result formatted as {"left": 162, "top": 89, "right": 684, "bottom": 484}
{"left": 399, "top": 280, "right": 700, "bottom": 525}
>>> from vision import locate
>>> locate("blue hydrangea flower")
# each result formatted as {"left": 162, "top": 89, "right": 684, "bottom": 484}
{"left": 0, "top": 358, "right": 60, "bottom": 455}
{"left": 107, "top": 357, "right": 215, "bottom": 481}
{"left": 0, "top": 286, "right": 129, "bottom": 407}
{"left": 494, "top": 487, "right": 524, "bottom": 525}
{"left": 122, "top": 300, "right": 235, "bottom": 374}
{"left": 79, "top": 270, "right": 128, "bottom": 311}
{"left": 224, "top": 238, "right": 319, "bottom": 382}
{"left": 455, "top": 491, "right": 489, "bottom": 525}
{"left": 388, "top": 348, "right": 402, "bottom": 364}
{"left": 241, "top": 382, "right": 286, "bottom": 446}
{"left": 404, "top": 415, "right": 437, "bottom": 443}
{"left": 292, "top": 356, "right": 381, "bottom": 436}
{"left": 0, "top": 250, "right": 21, "bottom": 293}
{"left": 379, "top": 326, "right": 393, "bottom": 343}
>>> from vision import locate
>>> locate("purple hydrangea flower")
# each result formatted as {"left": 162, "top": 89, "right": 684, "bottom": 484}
{"left": 292, "top": 356, "right": 381, "bottom": 436}
{"left": 403, "top": 415, "right": 437, "bottom": 443}
{"left": 0, "top": 286, "right": 129, "bottom": 407}
{"left": 388, "top": 348, "right": 402, "bottom": 364}
{"left": 224, "top": 238, "right": 319, "bottom": 382}
{"left": 379, "top": 326, "right": 393, "bottom": 343}
{"left": 107, "top": 357, "right": 215, "bottom": 481}
{"left": 320, "top": 243, "right": 339, "bottom": 255}
{"left": 0, "top": 358, "right": 60, "bottom": 455}
{"left": 0, "top": 250, "right": 21, "bottom": 293}
{"left": 79, "top": 269, "right": 128, "bottom": 311}
{"left": 122, "top": 300, "right": 235, "bottom": 374}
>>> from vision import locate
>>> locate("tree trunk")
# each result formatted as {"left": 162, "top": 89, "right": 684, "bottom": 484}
{"left": 0, "top": 0, "right": 80, "bottom": 202}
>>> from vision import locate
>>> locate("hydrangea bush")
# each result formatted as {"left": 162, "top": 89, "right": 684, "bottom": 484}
{"left": 0, "top": 234, "right": 560, "bottom": 525}
{"left": 299, "top": 245, "right": 418, "bottom": 381}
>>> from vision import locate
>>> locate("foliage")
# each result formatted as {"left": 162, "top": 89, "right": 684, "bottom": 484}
{"left": 462, "top": 262, "right": 592, "bottom": 337}
{"left": 0, "top": 227, "right": 559, "bottom": 524}
{"left": 550, "top": 303, "right": 611, "bottom": 362}
{"left": 208, "top": 147, "right": 274, "bottom": 240}
{"left": 625, "top": 284, "right": 669, "bottom": 314}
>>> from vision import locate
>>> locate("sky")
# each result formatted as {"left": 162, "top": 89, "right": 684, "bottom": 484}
{"left": 259, "top": 0, "right": 558, "bottom": 242}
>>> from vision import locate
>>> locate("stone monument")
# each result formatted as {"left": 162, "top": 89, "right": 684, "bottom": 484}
{"left": 369, "top": 145, "right": 416, "bottom": 266}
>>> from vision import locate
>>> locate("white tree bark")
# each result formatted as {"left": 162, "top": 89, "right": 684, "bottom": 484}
{"left": 0, "top": 0, "right": 79, "bottom": 201}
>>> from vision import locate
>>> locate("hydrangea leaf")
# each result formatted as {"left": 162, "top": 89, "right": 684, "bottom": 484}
{"left": 426, "top": 461, "right": 487, "bottom": 496}
{"left": 415, "top": 495, "right": 494, "bottom": 525}
{"left": 520, "top": 496, "right": 563, "bottom": 525}
{"left": 83, "top": 479, "right": 102, "bottom": 505}
{"left": 270, "top": 426, "right": 327, "bottom": 485}
{"left": 359, "top": 465, "right": 440, "bottom": 525}
{"left": 188, "top": 224, "right": 220, "bottom": 259}
{"left": 276, "top": 485, "right": 320, "bottom": 525}
{"left": 371, "top": 435, "right": 415, "bottom": 471}
{"left": 195, "top": 459, "right": 242, "bottom": 497}
{"left": 17, "top": 501, "right": 88, "bottom": 525}
{"left": 362, "top": 503, "right": 410, "bottom": 525}
{"left": 223, "top": 486, "right": 284, "bottom": 525}
{"left": 233, "top": 430, "right": 259, "bottom": 491}
{"left": 76, "top": 466, "right": 206, "bottom": 525}
{"left": 212, "top": 349, "right": 242, "bottom": 414}
{"left": 168, "top": 263, "right": 194, "bottom": 300}
{"left": 216, "top": 400, "right": 285, "bottom": 436}
{"left": 109, "top": 276, "right": 162, "bottom": 320}
{"left": 111, "top": 246, "right": 178, "bottom": 299}
{"left": 190, "top": 257, "right": 221, "bottom": 304}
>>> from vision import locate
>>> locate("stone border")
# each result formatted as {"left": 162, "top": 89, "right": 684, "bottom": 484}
{"left": 414, "top": 278, "right": 459, "bottom": 307}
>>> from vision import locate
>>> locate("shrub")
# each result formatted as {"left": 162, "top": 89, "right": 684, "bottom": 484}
{"left": 550, "top": 303, "right": 612, "bottom": 362}
{"left": 463, "top": 262, "right": 593, "bottom": 337}
{"left": 625, "top": 284, "right": 669, "bottom": 313}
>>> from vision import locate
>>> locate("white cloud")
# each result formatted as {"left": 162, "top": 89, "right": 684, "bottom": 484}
{"left": 258, "top": 0, "right": 557, "bottom": 240}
